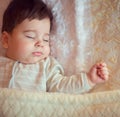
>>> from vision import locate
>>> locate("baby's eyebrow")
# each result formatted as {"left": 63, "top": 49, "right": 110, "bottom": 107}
{"left": 23, "top": 30, "right": 50, "bottom": 37}
{"left": 23, "top": 30, "right": 36, "bottom": 33}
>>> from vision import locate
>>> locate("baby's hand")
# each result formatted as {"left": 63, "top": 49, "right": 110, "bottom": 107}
{"left": 88, "top": 62, "right": 109, "bottom": 85}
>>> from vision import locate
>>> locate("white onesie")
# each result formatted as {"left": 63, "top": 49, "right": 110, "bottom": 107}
{"left": 0, "top": 56, "right": 92, "bottom": 94}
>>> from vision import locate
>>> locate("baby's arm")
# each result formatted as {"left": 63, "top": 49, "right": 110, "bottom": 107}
{"left": 87, "top": 62, "right": 109, "bottom": 87}
{"left": 46, "top": 57, "right": 93, "bottom": 94}
{"left": 46, "top": 57, "right": 109, "bottom": 93}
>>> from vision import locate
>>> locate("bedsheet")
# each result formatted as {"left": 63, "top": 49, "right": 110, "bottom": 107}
{"left": 0, "top": 88, "right": 120, "bottom": 117}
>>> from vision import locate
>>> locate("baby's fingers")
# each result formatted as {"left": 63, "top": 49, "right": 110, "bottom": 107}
{"left": 96, "top": 62, "right": 107, "bottom": 69}
{"left": 97, "top": 67, "right": 109, "bottom": 80}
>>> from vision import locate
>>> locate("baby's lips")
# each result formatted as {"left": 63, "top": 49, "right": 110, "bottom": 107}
{"left": 32, "top": 52, "right": 43, "bottom": 56}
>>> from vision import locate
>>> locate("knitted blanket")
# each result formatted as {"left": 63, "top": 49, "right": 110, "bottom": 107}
{"left": 0, "top": 88, "right": 120, "bottom": 117}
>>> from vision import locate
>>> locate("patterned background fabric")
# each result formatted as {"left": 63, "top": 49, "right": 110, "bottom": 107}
{"left": 0, "top": 0, "right": 120, "bottom": 92}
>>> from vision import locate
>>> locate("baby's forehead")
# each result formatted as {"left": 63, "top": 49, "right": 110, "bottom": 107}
{"left": 12, "top": 18, "right": 50, "bottom": 34}
{"left": 18, "top": 17, "right": 50, "bottom": 25}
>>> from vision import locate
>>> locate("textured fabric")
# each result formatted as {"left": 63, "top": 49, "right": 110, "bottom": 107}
{"left": 0, "top": 88, "right": 120, "bottom": 117}
{"left": 0, "top": 56, "right": 92, "bottom": 94}
{"left": 0, "top": 0, "right": 120, "bottom": 93}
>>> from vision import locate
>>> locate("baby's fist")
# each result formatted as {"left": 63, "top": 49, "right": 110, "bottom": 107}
{"left": 88, "top": 62, "right": 109, "bottom": 85}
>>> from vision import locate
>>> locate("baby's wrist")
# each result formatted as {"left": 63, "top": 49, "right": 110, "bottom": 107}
{"left": 87, "top": 73, "right": 96, "bottom": 87}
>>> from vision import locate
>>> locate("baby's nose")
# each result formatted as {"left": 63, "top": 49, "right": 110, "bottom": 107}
{"left": 35, "top": 40, "right": 44, "bottom": 47}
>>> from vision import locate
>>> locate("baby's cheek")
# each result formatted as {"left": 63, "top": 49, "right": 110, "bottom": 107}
{"left": 16, "top": 44, "right": 30, "bottom": 56}
{"left": 45, "top": 46, "right": 50, "bottom": 56}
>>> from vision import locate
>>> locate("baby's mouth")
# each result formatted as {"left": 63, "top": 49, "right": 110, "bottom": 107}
{"left": 32, "top": 52, "right": 43, "bottom": 56}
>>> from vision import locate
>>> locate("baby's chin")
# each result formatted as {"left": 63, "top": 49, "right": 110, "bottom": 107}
{"left": 9, "top": 57, "right": 43, "bottom": 64}
{"left": 18, "top": 58, "right": 43, "bottom": 64}
{"left": 6, "top": 54, "right": 48, "bottom": 64}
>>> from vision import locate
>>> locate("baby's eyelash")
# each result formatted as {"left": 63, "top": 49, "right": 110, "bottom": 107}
{"left": 43, "top": 37, "right": 49, "bottom": 42}
{"left": 43, "top": 39, "right": 49, "bottom": 42}
{"left": 26, "top": 36, "right": 35, "bottom": 39}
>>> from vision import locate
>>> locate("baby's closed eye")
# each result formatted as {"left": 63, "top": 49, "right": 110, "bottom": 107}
{"left": 24, "top": 31, "right": 36, "bottom": 39}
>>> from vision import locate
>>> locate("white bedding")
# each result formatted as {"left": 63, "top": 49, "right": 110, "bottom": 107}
{"left": 0, "top": 88, "right": 120, "bottom": 117}
{"left": 0, "top": 0, "right": 120, "bottom": 117}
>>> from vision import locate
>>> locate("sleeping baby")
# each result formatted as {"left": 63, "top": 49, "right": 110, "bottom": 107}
{"left": 0, "top": 0, "right": 109, "bottom": 93}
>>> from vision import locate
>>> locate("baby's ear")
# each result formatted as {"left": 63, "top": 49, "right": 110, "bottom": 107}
{"left": 1, "top": 31, "right": 9, "bottom": 48}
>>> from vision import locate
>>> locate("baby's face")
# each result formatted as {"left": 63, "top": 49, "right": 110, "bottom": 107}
{"left": 2, "top": 18, "right": 50, "bottom": 64}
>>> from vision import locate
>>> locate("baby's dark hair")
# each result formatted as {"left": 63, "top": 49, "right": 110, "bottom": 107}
{"left": 2, "top": 0, "right": 53, "bottom": 33}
